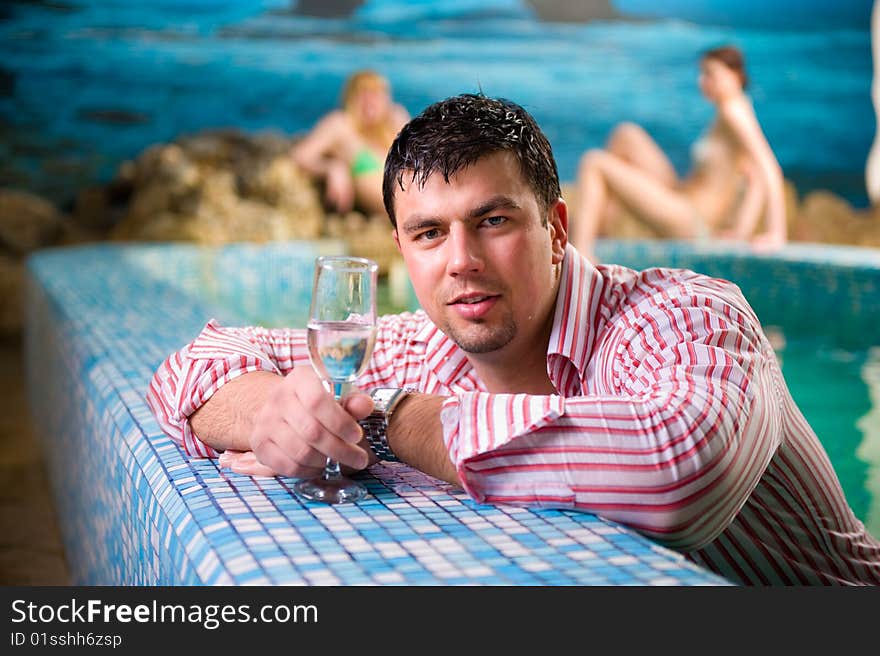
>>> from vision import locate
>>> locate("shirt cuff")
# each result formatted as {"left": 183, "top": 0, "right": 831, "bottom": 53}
{"left": 176, "top": 319, "right": 283, "bottom": 457}
{"left": 440, "top": 392, "right": 566, "bottom": 502}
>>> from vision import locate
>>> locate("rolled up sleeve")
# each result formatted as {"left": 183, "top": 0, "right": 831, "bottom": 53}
{"left": 440, "top": 393, "right": 566, "bottom": 502}
{"left": 146, "top": 319, "right": 306, "bottom": 457}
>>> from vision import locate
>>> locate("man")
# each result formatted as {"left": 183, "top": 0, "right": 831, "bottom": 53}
{"left": 148, "top": 94, "right": 880, "bottom": 585}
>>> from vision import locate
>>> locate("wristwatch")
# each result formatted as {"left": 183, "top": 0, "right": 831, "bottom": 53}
{"left": 359, "top": 388, "right": 411, "bottom": 462}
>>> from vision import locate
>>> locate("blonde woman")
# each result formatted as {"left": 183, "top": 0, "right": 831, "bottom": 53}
{"left": 572, "top": 45, "right": 786, "bottom": 259}
{"left": 292, "top": 70, "right": 410, "bottom": 215}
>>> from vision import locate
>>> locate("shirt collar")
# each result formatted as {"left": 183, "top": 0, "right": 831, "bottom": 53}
{"left": 546, "top": 244, "right": 604, "bottom": 377}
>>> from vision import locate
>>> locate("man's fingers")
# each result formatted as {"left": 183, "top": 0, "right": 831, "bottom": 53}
{"left": 342, "top": 391, "right": 374, "bottom": 421}
{"left": 255, "top": 366, "right": 371, "bottom": 471}
{"left": 249, "top": 420, "right": 328, "bottom": 476}
{"left": 221, "top": 451, "right": 283, "bottom": 478}
{"left": 291, "top": 380, "right": 366, "bottom": 446}
{"left": 255, "top": 442, "right": 325, "bottom": 479}
{"left": 283, "top": 411, "right": 368, "bottom": 470}
{"left": 254, "top": 408, "right": 368, "bottom": 473}
{"left": 230, "top": 462, "right": 283, "bottom": 478}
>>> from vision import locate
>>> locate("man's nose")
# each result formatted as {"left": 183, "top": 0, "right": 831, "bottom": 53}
{"left": 445, "top": 225, "right": 483, "bottom": 277}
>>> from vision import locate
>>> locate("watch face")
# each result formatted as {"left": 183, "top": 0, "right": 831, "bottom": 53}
{"left": 372, "top": 388, "right": 402, "bottom": 412}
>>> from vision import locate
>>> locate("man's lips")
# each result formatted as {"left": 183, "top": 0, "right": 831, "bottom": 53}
{"left": 448, "top": 292, "right": 497, "bottom": 304}
{"left": 447, "top": 292, "right": 500, "bottom": 320}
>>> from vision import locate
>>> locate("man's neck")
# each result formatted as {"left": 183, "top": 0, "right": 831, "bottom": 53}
{"left": 470, "top": 354, "right": 557, "bottom": 395}
{"left": 466, "top": 325, "right": 558, "bottom": 396}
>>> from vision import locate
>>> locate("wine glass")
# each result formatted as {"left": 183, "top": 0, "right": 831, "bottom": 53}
{"left": 293, "top": 255, "right": 378, "bottom": 504}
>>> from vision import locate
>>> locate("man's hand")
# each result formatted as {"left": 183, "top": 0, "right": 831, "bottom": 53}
{"left": 245, "top": 366, "right": 373, "bottom": 479}
{"left": 191, "top": 367, "right": 375, "bottom": 479}
{"left": 218, "top": 449, "right": 279, "bottom": 478}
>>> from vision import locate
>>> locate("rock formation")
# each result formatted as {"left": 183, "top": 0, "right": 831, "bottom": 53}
{"left": 106, "top": 130, "right": 324, "bottom": 245}
{"left": 290, "top": 0, "right": 618, "bottom": 22}
{"left": 293, "top": 0, "right": 365, "bottom": 18}
{"left": 0, "top": 189, "right": 65, "bottom": 336}
{"left": 527, "top": 0, "right": 617, "bottom": 23}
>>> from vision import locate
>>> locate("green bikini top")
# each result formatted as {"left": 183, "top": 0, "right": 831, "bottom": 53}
{"left": 351, "top": 148, "right": 383, "bottom": 177}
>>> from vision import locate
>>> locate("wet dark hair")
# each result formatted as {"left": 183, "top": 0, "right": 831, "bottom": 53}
{"left": 382, "top": 93, "right": 561, "bottom": 228}
{"left": 702, "top": 45, "right": 749, "bottom": 90}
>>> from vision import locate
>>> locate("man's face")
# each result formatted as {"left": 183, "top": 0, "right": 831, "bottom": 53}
{"left": 392, "top": 151, "right": 567, "bottom": 358}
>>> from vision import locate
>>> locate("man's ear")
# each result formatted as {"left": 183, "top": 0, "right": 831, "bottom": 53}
{"left": 548, "top": 198, "right": 568, "bottom": 264}
{"left": 392, "top": 229, "right": 402, "bottom": 254}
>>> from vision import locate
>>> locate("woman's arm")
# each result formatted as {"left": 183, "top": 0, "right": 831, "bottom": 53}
{"left": 290, "top": 112, "right": 344, "bottom": 175}
{"left": 720, "top": 99, "right": 787, "bottom": 249}
{"left": 291, "top": 112, "right": 355, "bottom": 212}
{"left": 390, "top": 103, "right": 411, "bottom": 134}
{"left": 719, "top": 160, "right": 766, "bottom": 240}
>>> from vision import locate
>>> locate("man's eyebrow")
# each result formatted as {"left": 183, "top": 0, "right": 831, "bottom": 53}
{"left": 400, "top": 217, "right": 442, "bottom": 235}
{"left": 468, "top": 195, "right": 521, "bottom": 219}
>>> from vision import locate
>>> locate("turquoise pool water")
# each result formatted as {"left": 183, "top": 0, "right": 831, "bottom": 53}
{"left": 775, "top": 333, "right": 880, "bottom": 538}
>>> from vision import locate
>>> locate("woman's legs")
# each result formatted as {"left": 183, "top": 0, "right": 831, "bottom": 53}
{"left": 572, "top": 148, "right": 698, "bottom": 257}
{"left": 606, "top": 122, "right": 678, "bottom": 186}
{"left": 573, "top": 123, "right": 685, "bottom": 258}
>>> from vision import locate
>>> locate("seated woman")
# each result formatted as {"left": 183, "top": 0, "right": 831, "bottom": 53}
{"left": 291, "top": 70, "right": 410, "bottom": 216}
{"left": 572, "top": 45, "right": 787, "bottom": 260}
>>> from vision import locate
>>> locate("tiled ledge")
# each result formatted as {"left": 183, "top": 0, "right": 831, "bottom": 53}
{"left": 24, "top": 241, "right": 740, "bottom": 585}
{"left": 598, "top": 238, "right": 880, "bottom": 269}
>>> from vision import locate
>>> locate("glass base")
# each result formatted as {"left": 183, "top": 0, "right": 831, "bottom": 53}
{"left": 293, "top": 476, "right": 368, "bottom": 505}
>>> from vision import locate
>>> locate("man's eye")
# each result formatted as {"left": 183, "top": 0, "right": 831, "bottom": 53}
{"left": 418, "top": 228, "right": 441, "bottom": 241}
{"left": 483, "top": 215, "right": 508, "bottom": 227}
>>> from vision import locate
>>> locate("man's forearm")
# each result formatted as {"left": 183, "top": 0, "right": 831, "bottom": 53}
{"left": 386, "top": 393, "right": 460, "bottom": 486}
{"left": 190, "top": 371, "right": 282, "bottom": 453}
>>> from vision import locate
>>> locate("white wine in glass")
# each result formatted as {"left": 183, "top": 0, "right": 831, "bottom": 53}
{"left": 294, "top": 255, "right": 378, "bottom": 504}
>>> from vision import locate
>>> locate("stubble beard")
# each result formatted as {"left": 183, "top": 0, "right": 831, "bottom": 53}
{"left": 441, "top": 312, "right": 517, "bottom": 354}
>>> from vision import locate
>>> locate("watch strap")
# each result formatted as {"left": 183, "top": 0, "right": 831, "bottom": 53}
{"left": 360, "top": 388, "right": 412, "bottom": 462}
{"left": 361, "top": 414, "right": 400, "bottom": 462}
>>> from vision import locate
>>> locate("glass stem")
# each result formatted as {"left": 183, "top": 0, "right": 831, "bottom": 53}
{"left": 323, "top": 381, "right": 349, "bottom": 481}
{"left": 323, "top": 457, "right": 342, "bottom": 480}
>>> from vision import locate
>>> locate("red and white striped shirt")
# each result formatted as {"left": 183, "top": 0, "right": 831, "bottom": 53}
{"left": 147, "top": 246, "right": 880, "bottom": 585}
